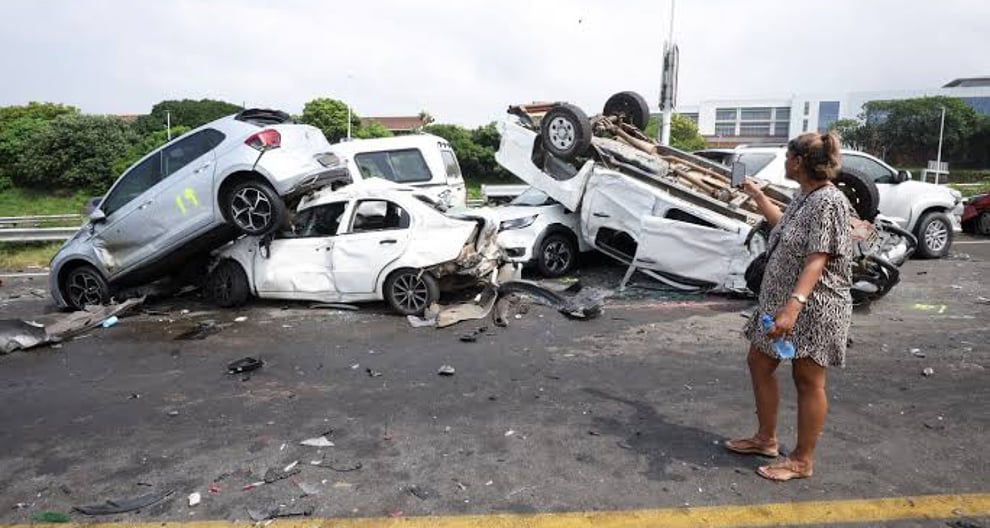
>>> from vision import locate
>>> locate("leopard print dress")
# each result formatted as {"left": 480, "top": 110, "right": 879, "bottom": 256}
{"left": 743, "top": 185, "right": 854, "bottom": 367}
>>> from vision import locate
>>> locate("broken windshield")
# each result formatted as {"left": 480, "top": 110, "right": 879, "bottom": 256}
{"left": 510, "top": 188, "right": 554, "bottom": 207}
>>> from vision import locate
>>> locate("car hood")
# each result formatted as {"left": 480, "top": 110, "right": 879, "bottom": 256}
{"left": 891, "top": 180, "right": 956, "bottom": 201}
{"left": 471, "top": 204, "right": 554, "bottom": 221}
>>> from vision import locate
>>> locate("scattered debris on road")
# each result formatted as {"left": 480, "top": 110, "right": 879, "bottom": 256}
{"left": 226, "top": 357, "right": 264, "bottom": 375}
{"left": 73, "top": 489, "right": 175, "bottom": 515}
{"left": 922, "top": 367, "right": 935, "bottom": 377}
{"left": 1, "top": 297, "right": 144, "bottom": 354}
{"left": 263, "top": 462, "right": 301, "bottom": 483}
{"left": 300, "top": 436, "right": 334, "bottom": 448}
{"left": 32, "top": 512, "right": 70, "bottom": 523}
{"left": 247, "top": 504, "right": 315, "bottom": 522}
{"left": 366, "top": 368, "right": 383, "bottom": 378}
{"left": 438, "top": 364, "right": 456, "bottom": 376}
{"left": 187, "top": 492, "right": 201, "bottom": 507}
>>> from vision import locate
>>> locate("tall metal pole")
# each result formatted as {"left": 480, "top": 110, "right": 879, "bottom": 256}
{"left": 659, "top": 0, "right": 677, "bottom": 146}
{"left": 347, "top": 105, "right": 352, "bottom": 141}
{"left": 166, "top": 111, "right": 171, "bottom": 141}
{"left": 935, "top": 105, "right": 945, "bottom": 185}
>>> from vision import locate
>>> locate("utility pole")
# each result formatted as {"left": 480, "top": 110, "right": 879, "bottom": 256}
{"left": 166, "top": 111, "right": 171, "bottom": 141}
{"left": 658, "top": 0, "right": 678, "bottom": 146}
{"left": 346, "top": 73, "right": 355, "bottom": 141}
{"left": 935, "top": 105, "right": 946, "bottom": 185}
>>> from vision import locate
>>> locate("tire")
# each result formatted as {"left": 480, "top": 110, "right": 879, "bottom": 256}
{"left": 745, "top": 220, "right": 771, "bottom": 255}
{"left": 536, "top": 232, "right": 578, "bottom": 278}
{"left": 63, "top": 265, "right": 110, "bottom": 311}
{"left": 977, "top": 211, "right": 990, "bottom": 236}
{"left": 224, "top": 180, "right": 286, "bottom": 236}
{"left": 913, "top": 211, "right": 953, "bottom": 259}
{"left": 540, "top": 103, "right": 592, "bottom": 161}
{"left": 383, "top": 269, "right": 439, "bottom": 316}
{"left": 603, "top": 91, "right": 651, "bottom": 131}
{"left": 207, "top": 260, "right": 250, "bottom": 308}
{"left": 833, "top": 168, "right": 880, "bottom": 223}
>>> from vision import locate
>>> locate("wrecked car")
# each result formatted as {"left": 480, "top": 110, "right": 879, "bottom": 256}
{"left": 206, "top": 179, "right": 506, "bottom": 315}
{"left": 470, "top": 187, "right": 588, "bottom": 278}
{"left": 50, "top": 108, "right": 351, "bottom": 311}
{"left": 496, "top": 91, "right": 915, "bottom": 302}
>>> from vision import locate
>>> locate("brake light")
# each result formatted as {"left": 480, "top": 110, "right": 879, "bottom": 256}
{"left": 245, "top": 129, "right": 281, "bottom": 151}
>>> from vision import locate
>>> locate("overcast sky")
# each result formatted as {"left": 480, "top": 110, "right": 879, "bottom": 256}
{"left": 2, "top": 0, "right": 987, "bottom": 126}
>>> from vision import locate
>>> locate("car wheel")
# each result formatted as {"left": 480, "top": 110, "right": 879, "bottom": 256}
{"left": 603, "top": 91, "right": 651, "bottom": 131}
{"left": 384, "top": 269, "right": 439, "bottom": 316}
{"left": 978, "top": 211, "right": 990, "bottom": 236}
{"left": 914, "top": 211, "right": 953, "bottom": 259}
{"left": 833, "top": 168, "right": 880, "bottom": 223}
{"left": 64, "top": 265, "right": 110, "bottom": 311}
{"left": 225, "top": 180, "right": 286, "bottom": 236}
{"left": 207, "top": 260, "right": 250, "bottom": 308}
{"left": 540, "top": 103, "right": 592, "bottom": 161}
{"left": 537, "top": 232, "right": 578, "bottom": 278}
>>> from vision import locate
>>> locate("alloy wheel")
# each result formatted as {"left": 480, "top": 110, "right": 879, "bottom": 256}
{"left": 231, "top": 187, "right": 273, "bottom": 232}
{"left": 924, "top": 219, "right": 949, "bottom": 252}
{"left": 67, "top": 270, "right": 105, "bottom": 308}
{"left": 543, "top": 240, "right": 573, "bottom": 275}
{"left": 392, "top": 273, "right": 430, "bottom": 313}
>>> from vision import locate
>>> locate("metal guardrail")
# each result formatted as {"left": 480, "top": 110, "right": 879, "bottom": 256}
{"left": 0, "top": 227, "right": 78, "bottom": 243}
{"left": 0, "top": 215, "right": 82, "bottom": 243}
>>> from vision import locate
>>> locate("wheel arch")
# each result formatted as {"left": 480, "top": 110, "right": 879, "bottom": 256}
{"left": 533, "top": 223, "right": 580, "bottom": 257}
{"left": 911, "top": 204, "right": 952, "bottom": 233}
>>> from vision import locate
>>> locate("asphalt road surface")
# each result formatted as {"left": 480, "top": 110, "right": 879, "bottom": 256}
{"left": 0, "top": 235, "right": 987, "bottom": 527}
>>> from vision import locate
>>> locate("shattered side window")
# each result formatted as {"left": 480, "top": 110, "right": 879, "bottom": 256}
{"left": 294, "top": 201, "right": 347, "bottom": 237}
{"left": 349, "top": 200, "right": 411, "bottom": 232}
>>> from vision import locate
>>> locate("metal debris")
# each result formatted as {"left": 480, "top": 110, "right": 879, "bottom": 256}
{"left": 73, "top": 489, "right": 175, "bottom": 515}
{"left": 438, "top": 365, "right": 456, "bottom": 376}
{"left": 300, "top": 436, "right": 334, "bottom": 448}
{"left": 922, "top": 367, "right": 935, "bottom": 377}
{"left": 227, "top": 357, "right": 263, "bottom": 374}
{"left": 175, "top": 320, "right": 223, "bottom": 340}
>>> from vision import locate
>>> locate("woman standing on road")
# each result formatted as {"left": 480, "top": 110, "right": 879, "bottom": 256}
{"left": 724, "top": 132, "right": 853, "bottom": 481}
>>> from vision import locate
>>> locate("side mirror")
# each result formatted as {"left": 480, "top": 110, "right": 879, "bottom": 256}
{"left": 88, "top": 209, "right": 107, "bottom": 223}
{"left": 731, "top": 162, "right": 748, "bottom": 188}
{"left": 896, "top": 170, "right": 911, "bottom": 183}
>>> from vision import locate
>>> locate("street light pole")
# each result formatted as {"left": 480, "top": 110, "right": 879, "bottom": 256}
{"left": 346, "top": 73, "right": 355, "bottom": 142}
{"left": 935, "top": 105, "right": 945, "bottom": 185}
{"left": 659, "top": 0, "right": 678, "bottom": 146}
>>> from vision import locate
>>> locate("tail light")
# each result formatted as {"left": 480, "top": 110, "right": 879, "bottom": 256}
{"left": 245, "top": 129, "right": 281, "bottom": 151}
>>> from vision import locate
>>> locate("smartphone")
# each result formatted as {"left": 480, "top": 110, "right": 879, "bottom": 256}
{"left": 730, "top": 161, "right": 747, "bottom": 188}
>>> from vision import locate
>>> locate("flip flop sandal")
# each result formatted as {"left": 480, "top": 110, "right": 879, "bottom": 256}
{"left": 724, "top": 438, "right": 780, "bottom": 457}
{"left": 756, "top": 459, "right": 813, "bottom": 482}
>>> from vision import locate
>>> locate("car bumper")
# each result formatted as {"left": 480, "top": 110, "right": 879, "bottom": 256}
{"left": 496, "top": 227, "right": 540, "bottom": 263}
{"left": 951, "top": 203, "right": 964, "bottom": 232}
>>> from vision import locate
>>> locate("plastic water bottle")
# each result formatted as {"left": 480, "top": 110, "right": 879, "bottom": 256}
{"left": 761, "top": 314, "right": 795, "bottom": 359}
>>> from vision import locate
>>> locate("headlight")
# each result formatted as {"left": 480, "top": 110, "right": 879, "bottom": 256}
{"left": 499, "top": 215, "right": 538, "bottom": 231}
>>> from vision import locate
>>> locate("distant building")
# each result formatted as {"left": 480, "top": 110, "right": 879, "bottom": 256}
{"left": 361, "top": 116, "right": 429, "bottom": 135}
{"left": 677, "top": 77, "right": 990, "bottom": 147}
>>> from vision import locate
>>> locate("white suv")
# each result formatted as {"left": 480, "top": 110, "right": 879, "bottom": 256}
{"left": 695, "top": 147, "right": 964, "bottom": 259}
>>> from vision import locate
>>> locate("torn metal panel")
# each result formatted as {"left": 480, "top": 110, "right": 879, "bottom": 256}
{"left": 499, "top": 281, "right": 604, "bottom": 320}
{"left": 0, "top": 320, "right": 47, "bottom": 354}
{"left": 436, "top": 286, "right": 498, "bottom": 328}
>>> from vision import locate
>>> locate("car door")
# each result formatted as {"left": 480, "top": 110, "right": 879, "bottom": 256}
{"left": 841, "top": 154, "right": 909, "bottom": 224}
{"left": 253, "top": 201, "right": 347, "bottom": 297}
{"left": 143, "top": 129, "right": 225, "bottom": 247}
{"left": 331, "top": 199, "right": 412, "bottom": 294}
{"left": 90, "top": 150, "right": 168, "bottom": 274}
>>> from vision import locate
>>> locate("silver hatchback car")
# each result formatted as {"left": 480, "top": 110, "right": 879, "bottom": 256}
{"left": 50, "top": 108, "right": 350, "bottom": 310}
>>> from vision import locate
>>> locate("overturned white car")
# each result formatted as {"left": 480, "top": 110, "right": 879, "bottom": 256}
{"left": 206, "top": 179, "right": 505, "bottom": 315}
{"left": 496, "top": 92, "right": 916, "bottom": 302}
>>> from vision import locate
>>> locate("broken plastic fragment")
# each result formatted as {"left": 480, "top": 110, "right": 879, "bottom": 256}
{"left": 437, "top": 365, "right": 456, "bottom": 376}
{"left": 101, "top": 316, "right": 118, "bottom": 328}
{"left": 300, "top": 436, "right": 334, "bottom": 448}
{"left": 188, "top": 492, "right": 201, "bottom": 507}
{"left": 227, "top": 357, "right": 263, "bottom": 374}
{"left": 73, "top": 489, "right": 175, "bottom": 515}
{"left": 234, "top": 316, "right": 248, "bottom": 323}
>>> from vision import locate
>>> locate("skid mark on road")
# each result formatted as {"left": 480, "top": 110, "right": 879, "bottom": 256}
{"left": 5, "top": 492, "right": 988, "bottom": 527}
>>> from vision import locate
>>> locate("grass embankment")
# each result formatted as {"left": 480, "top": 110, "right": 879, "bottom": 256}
{"left": 0, "top": 188, "right": 89, "bottom": 271}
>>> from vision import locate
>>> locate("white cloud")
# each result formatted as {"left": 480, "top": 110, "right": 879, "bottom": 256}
{"left": 1, "top": 0, "right": 987, "bottom": 126}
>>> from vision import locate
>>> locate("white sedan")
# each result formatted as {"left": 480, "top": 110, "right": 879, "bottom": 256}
{"left": 486, "top": 187, "right": 589, "bottom": 277}
{"left": 206, "top": 179, "right": 504, "bottom": 315}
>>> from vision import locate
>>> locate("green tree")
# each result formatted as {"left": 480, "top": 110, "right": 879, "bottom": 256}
{"left": 133, "top": 98, "right": 242, "bottom": 134}
{"left": 0, "top": 117, "right": 51, "bottom": 189}
{"left": 353, "top": 120, "right": 393, "bottom": 139}
{"left": 645, "top": 114, "right": 706, "bottom": 151}
{"left": 15, "top": 114, "right": 138, "bottom": 191}
{"left": 0, "top": 102, "right": 78, "bottom": 130}
{"left": 425, "top": 123, "right": 509, "bottom": 181}
{"left": 861, "top": 96, "right": 978, "bottom": 165}
{"left": 300, "top": 98, "right": 358, "bottom": 143}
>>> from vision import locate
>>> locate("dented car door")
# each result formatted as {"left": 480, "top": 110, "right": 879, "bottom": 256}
{"left": 332, "top": 199, "right": 412, "bottom": 293}
{"left": 253, "top": 201, "right": 346, "bottom": 297}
